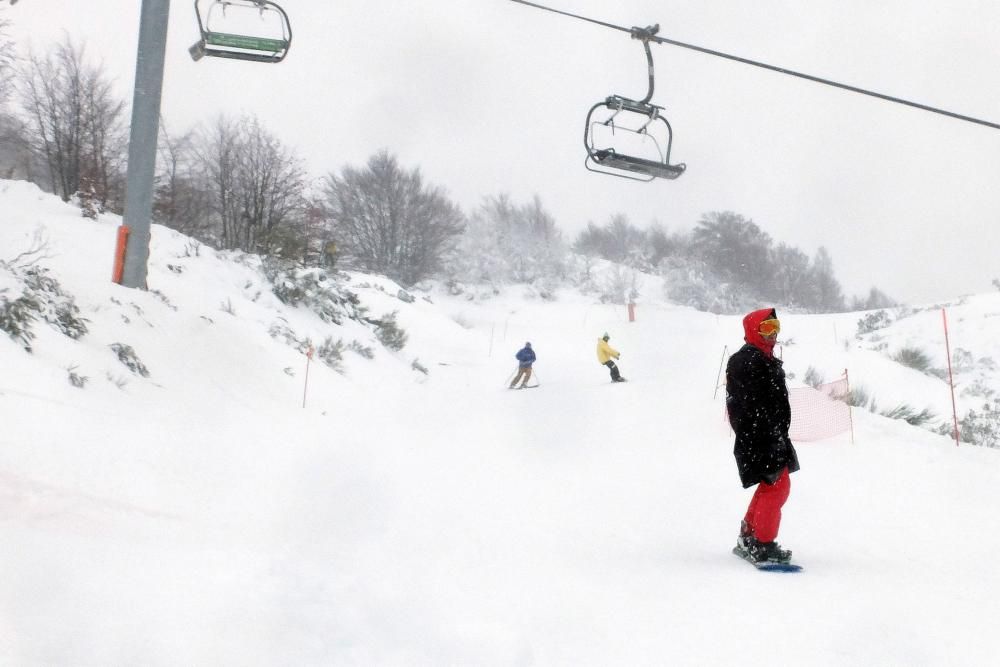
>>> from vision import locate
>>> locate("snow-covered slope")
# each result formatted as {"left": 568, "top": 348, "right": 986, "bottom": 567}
{"left": 1, "top": 181, "right": 998, "bottom": 666}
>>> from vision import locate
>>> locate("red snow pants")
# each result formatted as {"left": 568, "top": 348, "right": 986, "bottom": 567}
{"left": 743, "top": 467, "right": 790, "bottom": 543}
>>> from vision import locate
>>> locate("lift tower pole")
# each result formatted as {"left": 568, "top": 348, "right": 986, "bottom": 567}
{"left": 119, "top": 0, "right": 170, "bottom": 289}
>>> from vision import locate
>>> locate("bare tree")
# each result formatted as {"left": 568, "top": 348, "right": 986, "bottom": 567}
{"left": 233, "top": 117, "right": 306, "bottom": 255}
{"left": 298, "top": 196, "right": 335, "bottom": 267}
{"left": 0, "top": 8, "right": 34, "bottom": 180}
{"left": 572, "top": 214, "right": 647, "bottom": 267}
{"left": 322, "top": 150, "right": 464, "bottom": 286}
{"left": 0, "top": 7, "right": 15, "bottom": 105}
{"left": 198, "top": 114, "right": 238, "bottom": 249}
{"left": 198, "top": 114, "right": 306, "bottom": 256}
{"left": 153, "top": 121, "right": 213, "bottom": 240}
{"left": 16, "top": 37, "right": 127, "bottom": 208}
{"left": 809, "top": 246, "right": 846, "bottom": 312}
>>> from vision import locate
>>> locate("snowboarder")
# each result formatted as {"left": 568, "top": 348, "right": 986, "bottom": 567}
{"left": 596, "top": 333, "right": 626, "bottom": 382}
{"left": 509, "top": 342, "right": 536, "bottom": 389}
{"left": 726, "top": 308, "right": 799, "bottom": 564}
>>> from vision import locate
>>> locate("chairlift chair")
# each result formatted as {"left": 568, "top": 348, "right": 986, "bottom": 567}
{"left": 583, "top": 24, "right": 686, "bottom": 182}
{"left": 585, "top": 95, "right": 686, "bottom": 181}
{"left": 189, "top": 0, "right": 292, "bottom": 64}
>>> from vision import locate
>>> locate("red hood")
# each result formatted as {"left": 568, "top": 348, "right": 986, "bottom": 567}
{"left": 743, "top": 307, "right": 778, "bottom": 357}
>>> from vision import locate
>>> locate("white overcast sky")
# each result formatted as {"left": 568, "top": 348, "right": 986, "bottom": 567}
{"left": 6, "top": 0, "right": 1000, "bottom": 304}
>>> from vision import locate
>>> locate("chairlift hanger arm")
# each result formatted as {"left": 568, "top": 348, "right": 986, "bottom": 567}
{"left": 509, "top": 0, "right": 1000, "bottom": 131}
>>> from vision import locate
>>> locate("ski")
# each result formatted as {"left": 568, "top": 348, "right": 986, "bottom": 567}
{"left": 732, "top": 546, "right": 803, "bottom": 572}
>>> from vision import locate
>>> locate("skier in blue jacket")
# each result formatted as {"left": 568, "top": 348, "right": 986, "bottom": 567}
{"left": 509, "top": 342, "right": 536, "bottom": 389}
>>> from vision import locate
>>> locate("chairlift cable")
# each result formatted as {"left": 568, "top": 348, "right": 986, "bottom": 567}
{"left": 509, "top": 0, "right": 633, "bottom": 36}
{"left": 509, "top": 0, "right": 1000, "bottom": 131}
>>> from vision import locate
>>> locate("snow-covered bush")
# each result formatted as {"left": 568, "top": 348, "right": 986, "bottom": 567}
{"left": 0, "top": 257, "right": 88, "bottom": 351}
{"left": 856, "top": 310, "right": 892, "bottom": 336}
{"left": 958, "top": 399, "right": 1000, "bottom": 448}
{"left": 0, "top": 290, "right": 36, "bottom": 350}
{"left": 263, "top": 259, "right": 365, "bottom": 326}
{"left": 316, "top": 336, "right": 345, "bottom": 372}
{"left": 892, "top": 346, "right": 933, "bottom": 373}
{"left": 373, "top": 311, "right": 407, "bottom": 351}
{"left": 444, "top": 194, "right": 566, "bottom": 291}
{"left": 109, "top": 343, "right": 149, "bottom": 377}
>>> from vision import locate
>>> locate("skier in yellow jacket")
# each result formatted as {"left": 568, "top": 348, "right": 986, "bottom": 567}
{"left": 596, "top": 333, "right": 626, "bottom": 382}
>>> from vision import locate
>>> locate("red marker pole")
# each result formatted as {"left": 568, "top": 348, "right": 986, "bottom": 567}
{"left": 302, "top": 346, "right": 314, "bottom": 408}
{"left": 942, "top": 309, "right": 960, "bottom": 447}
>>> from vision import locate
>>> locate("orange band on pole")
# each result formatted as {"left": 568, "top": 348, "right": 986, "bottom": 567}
{"left": 111, "top": 225, "right": 131, "bottom": 284}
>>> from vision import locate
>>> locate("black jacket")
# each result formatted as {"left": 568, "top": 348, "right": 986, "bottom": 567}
{"left": 726, "top": 343, "right": 800, "bottom": 488}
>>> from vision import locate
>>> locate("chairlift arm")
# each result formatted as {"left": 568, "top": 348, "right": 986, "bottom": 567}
{"left": 630, "top": 24, "right": 658, "bottom": 104}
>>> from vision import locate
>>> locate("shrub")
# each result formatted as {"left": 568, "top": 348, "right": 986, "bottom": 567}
{"left": 0, "top": 292, "right": 38, "bottom": 351}
{"left": 879, "top": 404, "right": 937, "bottom": 427}
{"left": 268, "top": 319, "right": 309, "bottom": 354}
{"left": 856, "top": 310, "right": 892, "bottom": 336}
{"left": 316, "top": 336, "right": 345, "bottom": 372}
{"left": 109, "top": 343, "right": 150, "bottom": 377}
{"left": 67, "top": 365, "right": 88, "bottom": 388}
{"left": 263, "top": 260, "right": 365, "bottom": 326}
{"left": 892, "top": 346, "right": 932, "bottom": 373}
{"left": 347, "top": 340, "right": 375, "bottom": 359}
{"left": 958, "top": 399, "right": 1000, "bottom": 448}
{"left": 803, "top": 366, "right": 825, "bottom": 388}
{"left": 841, "top": 384, "right": 872, "bottom": 409}
{"left": 0, "top": 263, "right": 89, "bottom": 350}
{"left": 374, "top": 311, "right": 408, "bottom": 351}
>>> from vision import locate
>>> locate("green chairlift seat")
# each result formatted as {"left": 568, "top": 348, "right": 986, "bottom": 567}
{"left": 190, "top": 0, "right": 292, "bottom": 64}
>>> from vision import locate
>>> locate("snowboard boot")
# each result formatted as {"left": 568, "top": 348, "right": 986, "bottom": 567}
{"left": 748, "top": 540, "right": 792, "bottom": 564}
{"left": 737, "top": 520, "right": 754, "bottom": 551}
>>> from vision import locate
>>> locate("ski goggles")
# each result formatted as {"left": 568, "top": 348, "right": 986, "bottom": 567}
{"left": 758, "top": 318, "right": 781, "bottom": 337}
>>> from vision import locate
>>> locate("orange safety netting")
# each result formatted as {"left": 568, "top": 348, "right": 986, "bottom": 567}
{"left": 788, "top": 375, "right": 853, "bottom": 442}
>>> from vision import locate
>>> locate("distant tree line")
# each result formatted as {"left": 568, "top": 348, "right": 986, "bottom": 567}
{"left": 0, "top": 29, "right": 892, "bottom": 312}
{"left": 573, "top": 211, "right": 895, "bottom": 313}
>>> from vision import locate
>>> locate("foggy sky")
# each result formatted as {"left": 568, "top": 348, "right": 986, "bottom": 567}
{"left": 7, "top": 0, "right": 1000, "bottom": 304}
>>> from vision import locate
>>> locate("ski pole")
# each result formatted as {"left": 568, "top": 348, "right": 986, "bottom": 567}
{"left": 713, "top": 345, "right": 728, "bottom": 399}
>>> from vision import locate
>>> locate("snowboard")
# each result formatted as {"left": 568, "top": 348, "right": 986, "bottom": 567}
{"left": 732, "top": 545, "right": 803, "bottom": 572}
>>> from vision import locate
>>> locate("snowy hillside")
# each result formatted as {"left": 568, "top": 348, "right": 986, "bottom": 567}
{"left": 1, "top": 180, "right": 998, "bottom": 666}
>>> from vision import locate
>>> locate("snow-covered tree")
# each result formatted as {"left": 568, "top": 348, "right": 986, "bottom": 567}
{"left": 445, "top": 193, "right": 565, "bottom": 292}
